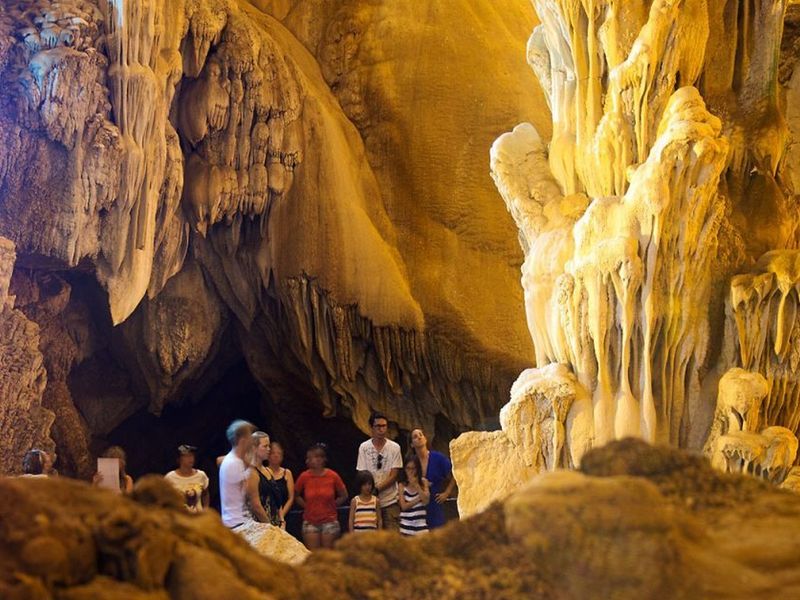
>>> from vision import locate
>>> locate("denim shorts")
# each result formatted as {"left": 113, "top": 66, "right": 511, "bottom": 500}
{"left": 302, "top": 520, "right": 341, "bottom": 536}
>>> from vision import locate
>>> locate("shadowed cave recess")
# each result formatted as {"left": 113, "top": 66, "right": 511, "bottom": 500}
{"left": 7, "top": 260, "right": 468, "bottom": 483}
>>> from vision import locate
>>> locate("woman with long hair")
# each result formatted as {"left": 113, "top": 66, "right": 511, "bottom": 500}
{"left": 398, "top": 454, "right": 430, "bottom": 536}
{"left": 246, "top": 431, "right": 274, "bottom": 523}
{"left": 409, "top": 428, "right": 456, "bottom": 529}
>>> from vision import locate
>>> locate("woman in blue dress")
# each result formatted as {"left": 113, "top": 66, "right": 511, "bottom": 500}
{"left": 409, "top": 428, "right": 456, "bottom": 529}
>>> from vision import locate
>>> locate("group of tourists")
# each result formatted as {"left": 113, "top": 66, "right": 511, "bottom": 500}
{"left": 216, "top": 412, "right": 455, "bottom": 550}
{"left": 19, "top": 411, "right": 456, "bottom": 552}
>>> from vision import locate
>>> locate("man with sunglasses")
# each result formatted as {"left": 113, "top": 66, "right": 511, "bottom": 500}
{"left": 356, "top": 412, "right": 402, "bottom": 530}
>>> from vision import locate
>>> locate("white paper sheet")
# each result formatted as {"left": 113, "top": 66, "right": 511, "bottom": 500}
{"left": 97, "top": 457, "right": 121, "bottom": 492}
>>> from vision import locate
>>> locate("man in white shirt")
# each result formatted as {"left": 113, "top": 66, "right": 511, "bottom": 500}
{"left": 219, "top": 419, "right": 256, "bottom": 528}
{"left": 356, "top": 412, "right": 402, "bottom": 530}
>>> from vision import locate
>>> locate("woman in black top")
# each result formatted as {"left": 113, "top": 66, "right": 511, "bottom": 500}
{"left": 265, "top": 441, "right": 295, "bottom": 528}
{"left": 246, "top": 431, "right": 274, "bottom": 524}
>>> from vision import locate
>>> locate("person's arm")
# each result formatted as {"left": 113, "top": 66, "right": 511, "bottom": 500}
{"left": 348, "top": 498, "right": 356, "bottom": 532}
{"left": 281, "top": 469, "right": 295, "bottom": 520}
{"left": 124, "top": 475, "right": 134, "bottom": 495}
{"left": 436, "top": 475, "right": 456, "bottom": 503}
{"left": 376, "top": 501, "right": 383, "bottom": 529}
{"left": 201, "top": 473, "right": 210, "bottom": 511}
{"left": 334, "top": 473, "right": 348, "bottom": 507}
{"left": 376, "top": 468, "right": 399, "bottom": 493}
{"left": 418, "top": 478, "right": 431, "bottom": 505}
{"left": 246, "top": 470, "right": 270, "bottom": 523}
{"left": 397, "top": 483, "right": 411, "bottom": 510}
{"left": 356, "top": 445, "right": 366, "bottom": 471}
{"left": 294, "top": 474, "right": 306, "bottom": 509}
{"left": 435, "top": 454, "right": 456, "bottom": 503}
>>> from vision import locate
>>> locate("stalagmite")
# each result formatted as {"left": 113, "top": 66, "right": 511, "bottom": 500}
{"left": 703, "top": 368, "right": 769, "bottom": 457}
{"left": 454, "top": 0, "right": 800, "bottom": 506}
{"left": 451, "top": 363, "right": 590, "bottom": 517}
{"left": 760, "top": 426, "right": 799, "bottom": 483}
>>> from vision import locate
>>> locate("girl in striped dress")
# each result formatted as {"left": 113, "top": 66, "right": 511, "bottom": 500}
{"left": 349, "top": 470, "right": 382, "bottom": 533}
{"left": 398, "top": 455, "right": 430, "bottom": 536}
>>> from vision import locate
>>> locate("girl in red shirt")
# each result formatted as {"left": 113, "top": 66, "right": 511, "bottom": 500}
{"left": 294, "top": 443, "right": 348, "bottom": 550}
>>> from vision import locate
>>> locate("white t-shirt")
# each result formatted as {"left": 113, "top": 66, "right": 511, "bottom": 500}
{"left": 219, "top": 451, "right": 250, "bottom": 527}
{"left": 356, "top": 438, "right": 402, "bottom": 507}
{"left": 164, "top": 469, "right": 209, "bottom": 513}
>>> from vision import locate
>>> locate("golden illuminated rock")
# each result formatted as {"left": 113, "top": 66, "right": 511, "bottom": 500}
{"left": 0, "top": 0, "right": 544, "bottom": 466}
{"left": 454, "top": 0, "right": 800, "bottom": 505}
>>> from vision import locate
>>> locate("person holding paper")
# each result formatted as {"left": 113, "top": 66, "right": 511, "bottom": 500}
{"left": 93, "top": 446, "right": 134, "bottom": 494}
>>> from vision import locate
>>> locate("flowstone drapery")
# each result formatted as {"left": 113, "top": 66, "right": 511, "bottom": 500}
{"left": 453, "top": 0, "right": 800, "bottom": 516}
{"left": 0, "top": 0, "right": 543, "bottom": 472}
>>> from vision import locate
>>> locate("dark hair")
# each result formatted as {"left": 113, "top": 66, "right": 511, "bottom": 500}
{"left": 226, "top": 420, "right": 256, "bottom": 447}
{"left": 369, "top": 412, "right": 388, "bottom": 427}
{"left": 355, "top": 470, "right": 375, "bottom": 492}
{"left": 22, "top": 449, "right": 45, "bottom": 475}
{"left": 307, "top": 442, "right": 328, "bottom": 459}
{"left": 270, "top": 440, "right": 284, "bottom": 451}
{"left": 399, "top": 454, "right": 423, "bottom": 485}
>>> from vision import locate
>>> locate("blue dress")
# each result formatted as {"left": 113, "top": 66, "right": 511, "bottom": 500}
{"left": 425, "top": 450, "right": 453, "bottom": 529}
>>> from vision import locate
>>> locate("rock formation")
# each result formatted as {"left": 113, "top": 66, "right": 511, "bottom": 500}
{"left": 0, "top": 0, "right": 542, "bottom": 473}
{"left": 451, "top": 363, "right": 591, "bottom": 516}
{"left": 4, "top": 440, "right": 800, "bottom": 599}
{"left": 0, "top": 238, "right": 52, "bottom": 475}
{"left": 453, "top": 0, "right": 800, "bottom": 512}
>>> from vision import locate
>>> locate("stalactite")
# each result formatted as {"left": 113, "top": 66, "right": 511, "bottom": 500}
{"left": 97, "top": 0, "right": 186, "bottom": 324}
{"left": 726, "top": 251, "right": 800, "bottom": 449}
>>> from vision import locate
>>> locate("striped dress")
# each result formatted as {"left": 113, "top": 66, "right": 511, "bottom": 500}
{"left": 353, "top": 495, "right": 379, "bottom": 532}
{"left": 399, "top": 487, "right": 428, "bottom": 536}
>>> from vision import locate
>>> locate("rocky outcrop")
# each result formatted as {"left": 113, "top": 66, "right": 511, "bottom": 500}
{"left": 235, "top": 519, "right": 309, "bottom": 566}
{"left": 4, "top": 440, "right": 800, "bottom": 599}
{"left": 10, "top": 268, "right": 98, "bottom": 478}
{"left": 0, "top": 237, "right": 52, "bottom": 475}
{"left": 451, "top": 363, "right": 592, "bottom": 517}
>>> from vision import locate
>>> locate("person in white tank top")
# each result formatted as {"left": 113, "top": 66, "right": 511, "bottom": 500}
{"left": 219, "top": 420, "right": 256, "bottom": 528}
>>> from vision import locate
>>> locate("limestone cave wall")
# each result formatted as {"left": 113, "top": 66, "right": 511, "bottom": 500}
{"left": 0, "top": 0, "right": 543, "bottom": 474}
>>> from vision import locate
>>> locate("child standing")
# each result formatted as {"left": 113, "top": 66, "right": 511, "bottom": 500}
{"left": 398, "top": 455, "right": 430, "bottom": 536}
{"left": 349, "top": 470, "right": 382, "bottom": 533}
